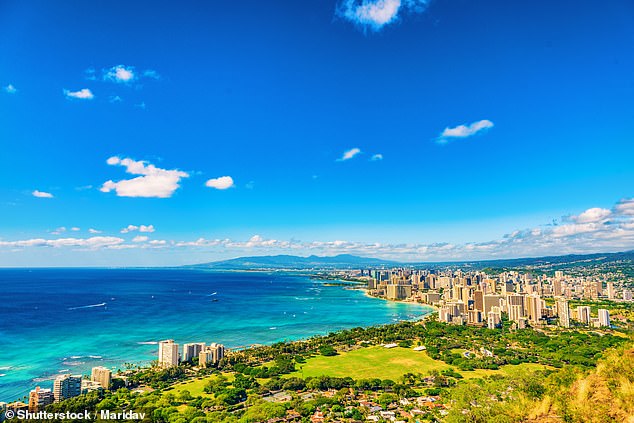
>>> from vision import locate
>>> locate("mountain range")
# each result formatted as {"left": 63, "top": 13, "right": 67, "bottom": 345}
{"left": 189, "top": 250, "right": 634, "bottom": 271}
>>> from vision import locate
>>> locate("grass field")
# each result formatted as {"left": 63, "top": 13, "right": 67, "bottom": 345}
{"left": 164, "top": 347, "right": 549, "bottom": 398}
{"left": 287, "top": 346, "right": 548, "bottom": 380}
{"left": 168, "top": 373, "right": 235, "bottom": 397}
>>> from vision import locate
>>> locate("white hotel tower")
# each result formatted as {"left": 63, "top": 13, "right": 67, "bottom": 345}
{"left": 158, "top": 339, "right": 179, "bottom": 367}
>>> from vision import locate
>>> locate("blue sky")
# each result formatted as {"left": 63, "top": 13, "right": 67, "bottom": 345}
{"left": 1, "top": 0, "right": 633, "bottom": 266}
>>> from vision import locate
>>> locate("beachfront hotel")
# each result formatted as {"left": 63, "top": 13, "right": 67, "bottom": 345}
{"left": 53, "top": 374, "right": 81, "bottom": 402}
{"left": 183, "top": 342, "right": 206, "bottom": 362}
{"left": 199, "top": 343, "right": 225, "bottom": 368}
{"left": 91, "top": 366, "right": 112, "bottom": 390}
{"left": 158, "top": 339, "right": 180, "bottom": 368}
{"left": 28, "top": 387, "right": 53, "bottom": 412}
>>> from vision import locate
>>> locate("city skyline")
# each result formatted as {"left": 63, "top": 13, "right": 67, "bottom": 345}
{"left": 1, "top": 0, "right": 634, "bottom": 266}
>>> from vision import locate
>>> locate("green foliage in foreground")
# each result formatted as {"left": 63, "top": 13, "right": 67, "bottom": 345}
{"left": 443, "top": 345, "right": 634, "bottom": 423}
{"left": 14, "top": 319, "right": 633, "bottom": 423}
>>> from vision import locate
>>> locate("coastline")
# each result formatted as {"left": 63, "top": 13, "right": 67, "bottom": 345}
{"left": 0, "top": 270, "right": 433, "bottom": 403}
{"left": 358, "top": 284, "right": 440, "bottom": 313}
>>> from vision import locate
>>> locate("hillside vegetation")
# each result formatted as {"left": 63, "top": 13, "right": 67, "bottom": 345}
{"left": 445, "top": 344, "right": 634, "bottom": 423}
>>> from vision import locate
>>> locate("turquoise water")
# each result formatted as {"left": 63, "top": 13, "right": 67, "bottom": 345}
{"left": 0, "top": 269, "right": 432, "bottom": 401}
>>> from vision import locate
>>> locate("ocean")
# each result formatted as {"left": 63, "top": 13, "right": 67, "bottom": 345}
{"left": 0, "top": 268, "right": 432, "bottom": 401}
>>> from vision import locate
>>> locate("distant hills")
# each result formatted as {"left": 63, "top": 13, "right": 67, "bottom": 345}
{"left": 190, "top": 254, "right": 397, "bottom": 270}
{"left": 188, "top": 250, "right": 634, "bottom": 270}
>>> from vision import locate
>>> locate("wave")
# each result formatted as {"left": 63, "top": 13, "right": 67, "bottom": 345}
{"left": 206, "top": 292, "right": 218, "bottom": 296}
{"left": 88, "top": 355, "right": 102, "bottom": 359}
{"left": 0, "top": 374, "right": 5, "bottom": 377}
{"left": 67, "top": 302, "right": 106, "bottom": 311}
{"left": 33, "top": 376, "right": 57, "bottom": 383}
{"left": 58, "top": 369, "right": 70, "bottom": 373}
{"left": 269, "top": 327, "right": 277, "bottom": 330}
{"left": 0, "top": 366, "right": 11, "bottom": 371}
{"left": 137, "top": 341, "right": 158, "bottom": 345}
{"left": 62, "top": 361, "right": 85, "bottom": 366}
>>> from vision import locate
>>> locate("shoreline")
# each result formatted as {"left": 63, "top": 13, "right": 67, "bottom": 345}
{"left": 1, "top": 273, "right": 433, "bottom": 403}
{"left": 358, "top": 285, "right": 440, "bottom": 313}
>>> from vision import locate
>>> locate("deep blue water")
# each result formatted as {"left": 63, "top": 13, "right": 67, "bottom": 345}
{"left": 0, "top": 269, "right": 431, "bottom": 401}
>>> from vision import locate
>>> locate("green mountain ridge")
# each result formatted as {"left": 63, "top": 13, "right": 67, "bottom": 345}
{"left": 189, "top": 250, "right": 634, "bottom": 270}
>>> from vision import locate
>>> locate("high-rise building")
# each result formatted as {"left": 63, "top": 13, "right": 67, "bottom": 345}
{"left": 483, "top": 278, "right": 496, "bottom": 294}
{"left": 199, "top": 343, "right": 225, "bottom": 368}
{"left": 386, "top": 283, "right": 412, "bottom": 300}
{"left": 526, "top": 294, "right": 543, "bottom": 324}
{"left": 507, "top": 304, "right": 524, "bottom": 323}
{"left": 483, "top": 294, "right": 502, "bottom": 315}
{"left": 598, "top": 309, "right": 610, "bottom": 327}
{"left": 554, "top": 271, "right": 564, "bottom": 279}
{"left": 473, "top": 290, "right": 484, "bottom": 312}
{"left": 552, "top": 279, "right": 562, "bottom": 297}
{"left": 29, "top": 387, "right": 53, "bottom": 412}
{"left": 487, "top": 306, "right": 502, "bottom": 329}
{"left": 53, "top": 374, "right": 82, "bottom": 402}
{"left": 623, "top": 288, "right": 632, "bottom": 301}
{"left": 367, "top": 278, "right": 377, "bottom": 290}
{"left": 576, "top": 306, "right": 591, "bottom": 325}
{"left": 467, "top": 310, "right": 482, "bottom": 324}
{"left": 587, "top": 281, "right": 600, "bottom": 299}
{"left": 183, "top": 343, "right": 206, "bottom": 362}
{"left": 91, "top": 366, "right": 112, "bottom": 390}
{"left": 158, "top": 339, "right": 180, "bottom": 368}
{"left": 506, "top": 293, "right": 525, "bottom": 310}
{"left": 425, "top": 274, "right": 436, "bottom": 290}
{"left": 461, "top": 286, "right": 471, "bottom": 304}
{"left": 423, "top": 291, "right": 441, "bottom": 304}
{"left": 557, "top": 300, "right": 570, "bottom": 328}
{"left": 606, "top": 282, "right": 615, "bottom": 300}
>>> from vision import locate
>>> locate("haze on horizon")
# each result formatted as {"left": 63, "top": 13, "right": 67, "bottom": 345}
{"left": 1, "top": 0, "right": 633, "bottom": 267}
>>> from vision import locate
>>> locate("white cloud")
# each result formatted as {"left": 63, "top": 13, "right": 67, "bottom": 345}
{"left": 64, "top": 88, "right": 95, "bottom": 100}
{"left": 120, "top": 224, "right": 155, "bottom": 234}
{"left": 104, "top": 65, "right": 135, "bottom": 83}
{"left": 51, "top": 227, "right": 66, "bottom": 235}
{"left": 4, "top": 84, "right": 17, "bottom": 94}
{"left": 205, "top": 176, "right": 235, "bottom": 190}
{"left": 139, "top": 225, "right": 155, "bottom": 233}
{"left": 120, "top": 225, "right": 137, "bottom": 233}
{"left": 437, "top": 119, "right": 494, "bottom": 144}
{"left": 337, "top": 147, "right": 362, "bottom": 161}
{"left": 88, "top": 228, "right": 102, "bottom": 234}
{"left": 551, "top": 222, "right": 602, "bottom": 238}
{"left": 339, "top": 0, "right": 430, "bottom": 31}
{"left": 572, "top": 207, "right": 612, "bottom": 224}
{"left": 32, "top": 190, "right": 53, "bottom": 198}
{"left": 370, "top": 153, "right": 383, "bottom": 161}
{"left": 70, "top": 227, "right": 81, "bottom": 231}
{"left": 101, "top": 156, "right": 189, "bottom": 198}
{"left": 64, "top": 88, "right": 94, "bottom": 100}
{"left": 615, "top": 198, "right": 634, "bottom": 216}
{"left": 5, "top": 199, "right": 634, "bottom": 261}
{"left": 109, "top": 95, "right": 123, "bottom": 103}
{"left": 0, "top": 236, "right": 124, "bottom": 250}
{"left": 168, "top": 199, "right": 634, "bottom": 261}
